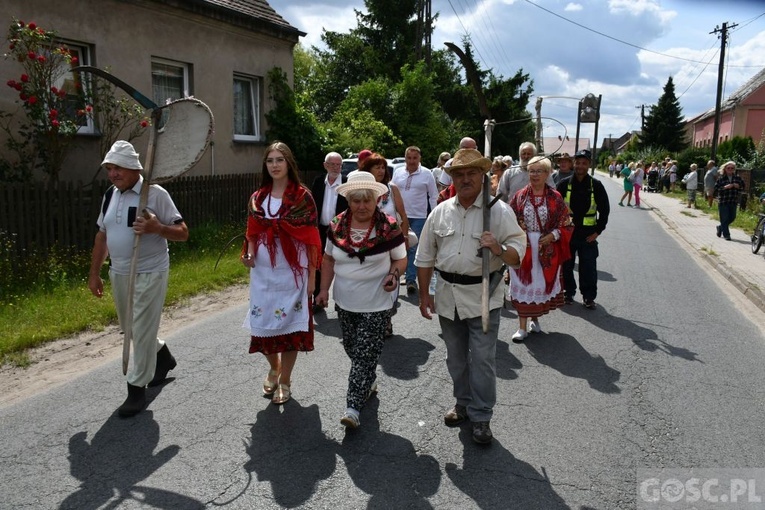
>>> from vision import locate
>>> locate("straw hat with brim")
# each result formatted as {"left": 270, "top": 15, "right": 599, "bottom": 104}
{"left": 444, "top": 149, "right": 492, "bottom": 175}
{"left": 557, "top": 152, "right": 572, "bottom": 162}
{"left": 336, "top": 170, "right": 389, "bottom": 198}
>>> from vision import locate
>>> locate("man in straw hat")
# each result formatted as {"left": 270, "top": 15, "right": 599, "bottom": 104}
{"left": 415, "top": 148, "right": 526, "bottom": 444}
{"left": 88, "top": 140, "right": 189, "bottom": 417}
{"left": 552, "top": 152, "right": 573, "bottom": 186}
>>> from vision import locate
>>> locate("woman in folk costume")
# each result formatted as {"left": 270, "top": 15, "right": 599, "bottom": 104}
{"left": 507, "top": 156, "right": 573, "bottom": 343}
{"left": 241, "top": 141, "right": 322, "bottom": 405}
{"left": 315, "top": 171, "right": 407, "bottom": 429}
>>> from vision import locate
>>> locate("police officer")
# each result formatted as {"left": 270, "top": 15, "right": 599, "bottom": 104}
{"left": 556, "top": 150, "right": 609, "bottom": 309}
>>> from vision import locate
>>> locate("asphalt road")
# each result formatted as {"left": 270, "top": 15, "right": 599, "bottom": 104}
{"left": 2, "top": 179, "right": 765, "bottom": 509}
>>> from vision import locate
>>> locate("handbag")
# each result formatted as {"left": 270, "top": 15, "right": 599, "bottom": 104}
{"left": 628, "top": 171, "right": 636, "bottom": 183}
{"left": 396, "top": 212, "right": 418, "bottom": 247}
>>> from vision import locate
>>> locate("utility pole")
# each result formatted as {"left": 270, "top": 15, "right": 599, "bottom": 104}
{"left": 415, "top": 0, "right": 432, "bottom": 67}
{"left": 710, "top": 21, "right": 737, "bottom": 161}
{"left": 635, "top": 105, "right": 646, "bottom": 131}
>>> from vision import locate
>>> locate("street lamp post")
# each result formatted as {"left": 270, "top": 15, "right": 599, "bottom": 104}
{"left": 576, "top": 93, "right": 602, "bottom": 175}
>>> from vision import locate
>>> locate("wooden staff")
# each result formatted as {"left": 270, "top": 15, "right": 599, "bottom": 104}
{"left": 481, "top": 174, "right": 491, "bottom": 333}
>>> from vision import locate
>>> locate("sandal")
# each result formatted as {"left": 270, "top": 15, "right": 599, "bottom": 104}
{"left": 263, "top": 369, "right": 279, "bottom": 396}
{"left": 272, "top": 383, "right": 291, "bottom": 405}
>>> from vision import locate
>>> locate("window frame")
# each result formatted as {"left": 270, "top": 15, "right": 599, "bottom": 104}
{"left": 56, "top": 41, "right": 94, "bottom": 135}
{"left": 232, "top": 73, "right": 262, "bottom": 143}
{"left": 151, "top": 57, "right": 190, "bottom": 106}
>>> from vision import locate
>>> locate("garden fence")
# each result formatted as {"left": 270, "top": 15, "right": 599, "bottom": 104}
{"left": 0, "top": 173, "right": 268, "bottom": 259}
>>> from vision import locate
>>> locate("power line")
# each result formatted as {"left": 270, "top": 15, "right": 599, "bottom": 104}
{"left": 445, "top": 0, "right": 491, "bottom": 71}
{"left": 521, "top": 0, "right": 765, "bottom": 68}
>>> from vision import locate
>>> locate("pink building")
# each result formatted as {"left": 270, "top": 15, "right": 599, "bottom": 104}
{"left": 686, "top": 68, "right": 765, "bottom": 149}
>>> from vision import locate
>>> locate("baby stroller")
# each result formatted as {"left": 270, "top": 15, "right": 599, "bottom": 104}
{"left": 645, "top": 168, "right": 659, "bottom": 192}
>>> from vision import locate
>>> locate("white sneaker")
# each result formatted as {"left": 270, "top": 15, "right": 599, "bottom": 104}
{"left": 511, "top": 329, "right": 528, "bottom": 343}
{"left": 341, "top": 409, "right": 360, "bottom": 429}
{"left": 528, "top": 319, "right": 541, "bottom": 333}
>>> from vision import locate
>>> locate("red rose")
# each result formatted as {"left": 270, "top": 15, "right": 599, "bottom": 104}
{"left": 28, "top": 96, "right": 37, "bottom": 105}
{"left": 19, "top": 92, "right": 27, "bottom": 101}
{"left": 50, "top": 86, "right": 58, "bottom": 94}
{"left": 140, "top": 120, "right": 149, "bottom": 128}
{"left": 20, "top": 74, "right": 28, "bottom": 83}
{"left": 6, "top": 80, "right": 15, "bottom": 88}
{"left": 28, "top": 23, "right": 36, "bottom": 30}
{"left": 51, "top": 120, "right": 60, "bottom": 128}
{"left": 37, "top": 55, "right": 46, "bottom": 63}
{"left": 49, "top": 109, "right": 58, "bottom": 119}
{"left": 14, "top": 83, "right": 22, "bottom": 91}
{"left": 27, "top": 51, "right": 35, "bottom": 60}
{"left": 85, "top": 105, "right": 93, "bottom": 113}
{"left": 9, "top": 43, "right": 15, "bottom": 50}
{"left": 18, "top": 21, "right": 25, "bottom": 28}
{"left": 71, "top": 57, "right": 79, "bottom": 65}
{"left": 37, "top": 28, "right": 45, "bottom": 35}
{"left": 57, "top": 89, "right": 67, "bottom": 98}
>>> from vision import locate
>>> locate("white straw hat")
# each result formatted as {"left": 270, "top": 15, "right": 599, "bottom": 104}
{"left": 336, "top": 170, "right": 388, "bottom": 199}
{"left": 101, "top": 140, "right": 143, "bottom": 170}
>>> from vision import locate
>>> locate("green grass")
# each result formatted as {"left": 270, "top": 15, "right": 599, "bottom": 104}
{"left": 0, "top": 223, "right": 247, "bottom": 366}
{"left": 661, "top": 188, "right": 761, "bottom": 233}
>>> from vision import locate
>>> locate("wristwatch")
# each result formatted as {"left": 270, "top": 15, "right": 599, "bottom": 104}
{"left": 499, "top": 244, "right": 507, "bottom": 256}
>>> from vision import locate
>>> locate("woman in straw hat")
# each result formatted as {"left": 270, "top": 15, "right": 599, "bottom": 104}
{"left": 315, "top": 171, "right": 408, "bottom": 429}
{"left": 241, "top": 141, "right": 322, "bottom": 406}
{"left": 507, "top": 155, "right": 572, "bottom": 343}
{"left": 357, "top": 152, "right": 412, "bottom": 337}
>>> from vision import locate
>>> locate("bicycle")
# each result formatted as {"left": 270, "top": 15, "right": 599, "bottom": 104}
{"left": 752, "top": 213, "right": 765, "bottom": 254}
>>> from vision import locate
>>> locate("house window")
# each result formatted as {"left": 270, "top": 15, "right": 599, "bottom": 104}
{"left": 151, "top": 58, "right": 190, "bottom": 105}
{"left": 56, "top": 42, "right": 94, "bottom": 134}
{"left": 233, "top": 74, "right": 261, "bottom": 142}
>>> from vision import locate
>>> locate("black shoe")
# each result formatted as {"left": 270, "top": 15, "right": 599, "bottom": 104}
{"left": 583, "top": 299, "right": 596, "bottom": 310}
{"left": 148, "top": 345, "right": 177, "bottom": 387}
{"left": 472, "top": 421, "right": 493, "bottom": 444}
{"left": 564, "top": 296, "right": 574, "bottom": 305}
{"left": 716, "top": 226, "right": 722, "bottom": 238}
{"left": 406, "top": 281, "right": 418, "bottom": 295}
{"left": 118, "top": 383, "right": 146, "bottom": 417}
{"left": 444, "top": 404, "right": 468, "bottom": 426}
{"left": 724, "top": 237, "right": 731, "bottom": 241}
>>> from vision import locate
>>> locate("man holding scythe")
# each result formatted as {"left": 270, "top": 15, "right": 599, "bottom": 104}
{"left": 415, "top": 148, "right": 526, "bottom": 444}
{"left": 88, "top": 140, "right": 189, "bottom": 417}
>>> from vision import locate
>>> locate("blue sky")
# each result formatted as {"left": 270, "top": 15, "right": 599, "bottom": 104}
{"left": 279, "top": 0, "right": 765, "bottom": 152}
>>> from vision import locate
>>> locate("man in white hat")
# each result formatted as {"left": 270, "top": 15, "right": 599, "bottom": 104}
{"left": 87, "top": 140, "right": 189, "bottom": 417}
{"left": 415, "top": 148, "right": 526, "bottom": 445}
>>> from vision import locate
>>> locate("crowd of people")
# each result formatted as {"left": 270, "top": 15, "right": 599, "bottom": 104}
{"left": 89, "top": 137, "right": 615, "bottom": 446}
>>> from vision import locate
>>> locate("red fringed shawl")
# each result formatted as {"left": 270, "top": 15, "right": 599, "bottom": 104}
{"left": 510, "top": 184, "right": 573, "bottom": 293}
{"left": 245, "top": 181, "right": 322, "bottom": 286}
{"left": 327, "top": 208, "right": 404, "bottom": 264}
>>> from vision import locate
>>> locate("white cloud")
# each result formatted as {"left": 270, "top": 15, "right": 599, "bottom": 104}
{"left": 279, "top": 0, "right": 765, "bottom": 144}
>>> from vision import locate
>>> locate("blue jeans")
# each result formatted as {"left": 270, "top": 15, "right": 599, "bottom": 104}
{"left": 562, "top": 236, "right": 599, "bottom": 301}
{"left": 406, "top": 217, "right": 426, "bottom": 283}
{"left": 438, "top": 308, "right": 500, "bottom": 422}
{"left": 718, "top": 202, "right": 737, "bottom": 239}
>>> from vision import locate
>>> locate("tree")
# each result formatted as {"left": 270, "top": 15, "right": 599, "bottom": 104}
{"left": 439, "top": 40, "right": 534, "bottom": 156}
{"left": 325, "top": 77, "right": 403, "bottom": 156}
{"left": 389, "top": 62, "right": 452, "bottom": 162}
{"left": 264, "top": 67, "right": 326, "bottom": 175}
{"left": 640, "top": 77, "right": 687, "bottom": 153}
